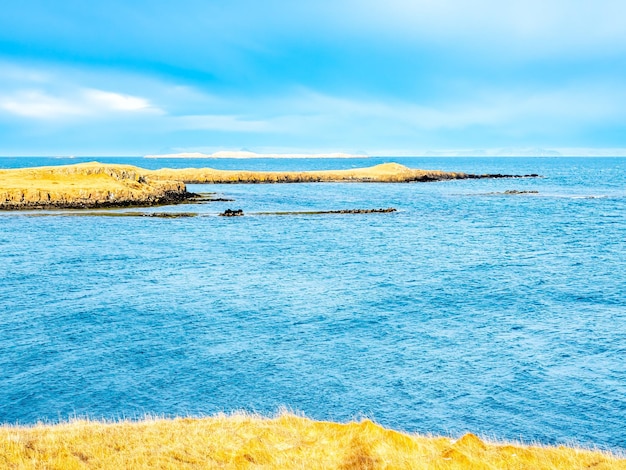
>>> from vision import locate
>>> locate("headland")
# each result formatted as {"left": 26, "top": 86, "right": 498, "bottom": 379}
{"left": 0, "top": 162, "right": 191, "bottom": 210}
{"left": 0, "top": 161, "right": 539, "bottom": 210}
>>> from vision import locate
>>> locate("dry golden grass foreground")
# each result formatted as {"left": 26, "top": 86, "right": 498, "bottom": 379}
{"left": 1, "top": 413, "right": 624, "bottom": 469}
{"left": 0, "top": 161, "right": 521, "bottom": 209}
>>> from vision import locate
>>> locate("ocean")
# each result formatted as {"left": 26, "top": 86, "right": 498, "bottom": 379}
{"left": 0, "top": 156, "right": 624, "bottom": 451}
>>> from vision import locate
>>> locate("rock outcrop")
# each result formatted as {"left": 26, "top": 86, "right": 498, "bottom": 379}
{"left": 219, "top": 209, "right": 244, "bottom": 217}
{"left": 324, "top": 208, "right": 397, "bottom": 214}
{"left": 0, "top": 162, "right": 192, "bottom": 210}
{"left": 503, "top": 189, "right": 539, "bottom": 194}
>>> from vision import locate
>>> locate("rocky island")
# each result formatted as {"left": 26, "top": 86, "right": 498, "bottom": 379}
{"left": 1, "top": 161, "right": 540, "bottom": 210}
{"left": 0, "top": 162, "right": 192, "bottom": 210}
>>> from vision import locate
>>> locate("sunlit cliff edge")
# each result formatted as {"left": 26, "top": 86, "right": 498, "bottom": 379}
{"left": 0, "top": 161, "right": 538, "bottom": 209}
{"left": 1, "top": 413, "right": 623, "bottom": 469}
{"left": 0, "top": 162, "right": 190, "bottom": 209}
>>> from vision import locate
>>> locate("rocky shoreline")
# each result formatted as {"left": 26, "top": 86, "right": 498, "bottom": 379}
{"left": 1, "top": 161, "right": 541, "bottom": 210}
{"left": 0, "top": 190, "right": 197, "bottom": 210}
{"left": 0, "top": 162, "right": 193, "bottom": 210}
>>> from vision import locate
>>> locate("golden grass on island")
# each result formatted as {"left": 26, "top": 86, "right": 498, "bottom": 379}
{"left": 149, "top": 162, "right": 466, "bottom": 184}
{"left": 0, "top": 162, "right": 187, "bottom": 209}
{"left": 1, "top": 413, "right": 623, "bottom": 469}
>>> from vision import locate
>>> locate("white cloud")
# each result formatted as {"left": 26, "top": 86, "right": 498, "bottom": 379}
{"left": 83, "top": 89, "right": 152, "bottom": 112}
{"left": 1, "top": 59, "right": 624, "bottom": 152}
{"left": 0, "top": 90, "right": 84, "bottom": 118}
{"left": 0, "top": 88, "right": 161, "bottom": 119}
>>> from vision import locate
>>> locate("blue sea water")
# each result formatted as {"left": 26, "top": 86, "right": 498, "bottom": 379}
{"left": 0, "top": 157, "right": 625, "bottom": 451}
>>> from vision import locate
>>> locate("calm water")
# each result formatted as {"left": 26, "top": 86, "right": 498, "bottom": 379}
{"left": 1, "top": 157, "right": 625, "bottom": 451}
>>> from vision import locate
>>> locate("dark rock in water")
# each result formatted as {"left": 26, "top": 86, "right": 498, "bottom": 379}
{"left": 464, "top": 173, "right": 542, "bottom": 179}
{"left": 255, "top": 207, "right": 398, "bottom": 216}
{"left": 504, "top": 190, "right": 539, "bottom": 195}
{"left": 141, "top": 212, "right": 198, "bottom": 218}
{"left": 326, "top": 208, "right": 397, "bottom": 214}
{"left": 189, "top": 193, "right": 235, "bottom": 203}
{"left": 219, "top": 208, "right": 244, "bottom": 217}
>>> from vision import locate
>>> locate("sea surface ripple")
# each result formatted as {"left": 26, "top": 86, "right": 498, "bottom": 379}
{"left": 0, "top": 157, "right": 624, "bottom": 451}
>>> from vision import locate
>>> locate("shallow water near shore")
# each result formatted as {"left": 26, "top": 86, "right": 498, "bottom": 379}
{"left": 1, "top": 157, "right": 625, "bottom": 452}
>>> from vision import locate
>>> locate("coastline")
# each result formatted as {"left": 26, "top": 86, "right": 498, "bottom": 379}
{"left": 0, "top": 161, "right": 540, "bottom": 209}
{"left": 1, "top": 414, "right": 623, "bottom": 469}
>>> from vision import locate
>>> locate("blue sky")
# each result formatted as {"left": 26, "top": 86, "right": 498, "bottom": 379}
{"left": 1, "top": 0, "right": 625, "bottom": 155}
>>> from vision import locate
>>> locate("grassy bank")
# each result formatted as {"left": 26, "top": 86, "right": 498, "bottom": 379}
{"left": 1, "top": 413, "right": 623, "bottom": 469}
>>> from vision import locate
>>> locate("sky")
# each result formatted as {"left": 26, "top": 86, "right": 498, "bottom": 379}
{"left": 1, "top": 0, "right": 625, "bottom": 156}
